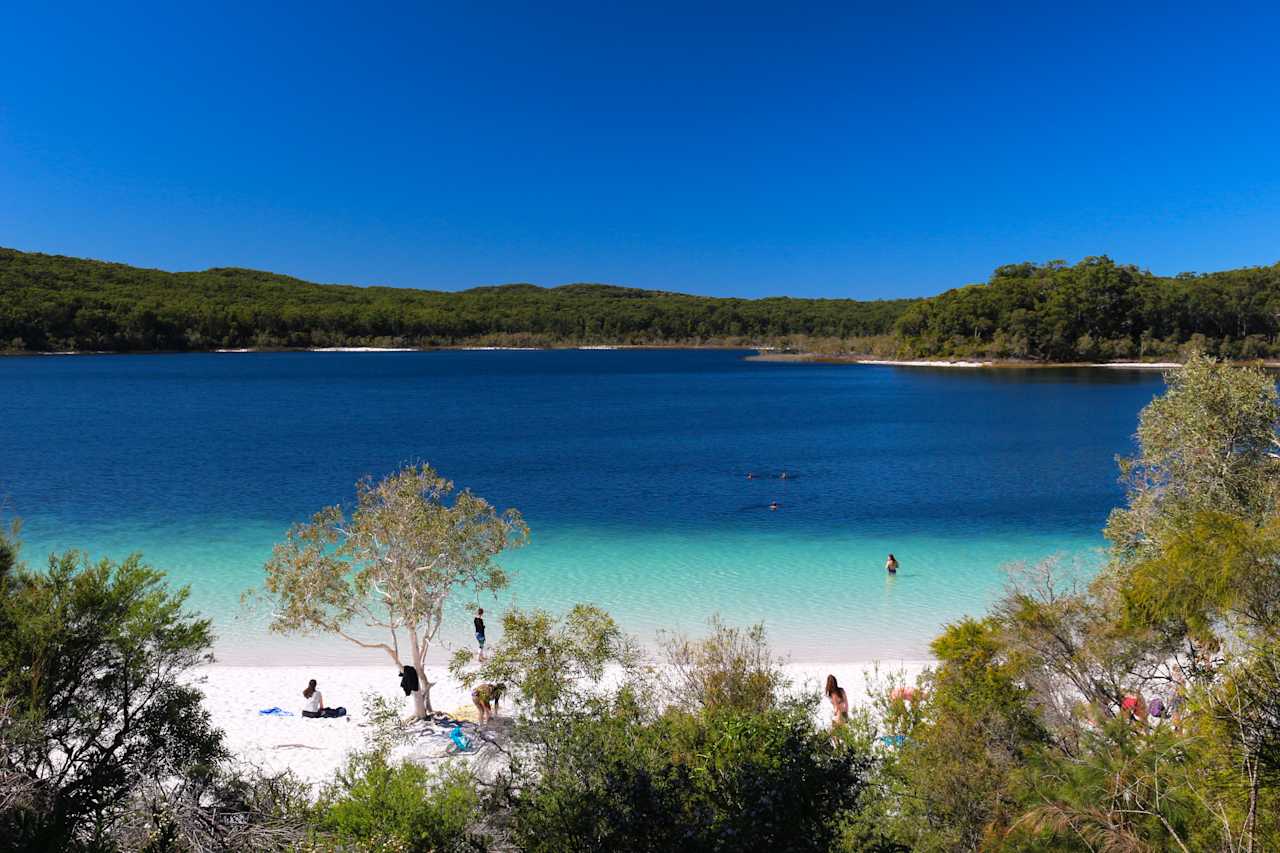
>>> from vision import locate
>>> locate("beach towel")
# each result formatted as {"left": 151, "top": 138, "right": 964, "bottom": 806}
{"left": 258, "top": 707, "right": 295, "bottom": 716}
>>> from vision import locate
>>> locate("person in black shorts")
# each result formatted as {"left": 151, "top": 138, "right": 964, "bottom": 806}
{"left": 474, "top": 608, "right": 486, "bottom": 661}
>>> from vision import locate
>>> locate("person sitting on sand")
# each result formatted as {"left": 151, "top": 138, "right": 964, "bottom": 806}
{"left": 825, "top": 674, "right": 850, "bottom": 728}
{"left": 885, "top": 553, "right": 899, "bottom": 574}
{"left": 302, "top": 679, "right": 347, "bottom": 719}
{"left": 471, "top": 682, "right": 506, "bottom": 724}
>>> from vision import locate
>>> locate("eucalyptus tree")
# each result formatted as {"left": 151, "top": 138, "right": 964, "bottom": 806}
{"left": 256, "top": 464, "right": 528, "bottom": 717}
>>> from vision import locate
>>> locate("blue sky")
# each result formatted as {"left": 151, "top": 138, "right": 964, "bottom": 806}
{"left": 2, "top": 2, "right": 1278, "bottom": 299}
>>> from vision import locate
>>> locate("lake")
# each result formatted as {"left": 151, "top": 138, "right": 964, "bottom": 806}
{"left": 0, "top": 350, "right": 1165, "bottom": 663}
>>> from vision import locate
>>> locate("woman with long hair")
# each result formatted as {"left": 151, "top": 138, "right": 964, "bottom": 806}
{"left": 825, "top": 674, "right": 849, "bottom": 728}
{"left": 302, "top": 679, "right": 346, "bottom": 718}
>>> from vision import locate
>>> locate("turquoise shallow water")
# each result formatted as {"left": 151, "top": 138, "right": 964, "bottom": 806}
{"left": 0, "top": 350, "right": 1161, "bottom": 663}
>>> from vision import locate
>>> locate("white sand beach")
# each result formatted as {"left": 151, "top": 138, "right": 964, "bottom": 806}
{"left": 196, "top": 661, "right": 931, "bottom": 788}
{"left": 1094, "top": 361, "right": 1181, "bottom": 369}
{"left": 857, "top": 359, "right": 994, "bottom": 368}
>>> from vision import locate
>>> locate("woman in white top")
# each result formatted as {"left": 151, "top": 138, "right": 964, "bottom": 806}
{"left": 302, "top": 679, "right": 346, "bottom": 718}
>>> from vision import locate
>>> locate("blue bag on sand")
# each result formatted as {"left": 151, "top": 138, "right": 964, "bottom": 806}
{"left": 449, "top": 725, "right": 472, "bottom": 751}
{"left": 258, "top": 707, "right": 294, "bottom": 716}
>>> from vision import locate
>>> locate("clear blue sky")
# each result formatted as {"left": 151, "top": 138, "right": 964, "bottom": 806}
{"left": 2, "top": 2, "right": 1278, "bottom": 299}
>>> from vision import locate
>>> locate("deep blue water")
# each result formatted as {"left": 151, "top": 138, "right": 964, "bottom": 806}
{"left": 0, "top": 350, "right": 1164, "bottom": 662}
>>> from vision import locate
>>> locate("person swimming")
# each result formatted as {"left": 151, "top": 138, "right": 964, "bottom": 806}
{"left": 779, "top": 471, "right": 789, "bottom": 479}
{"left": 885, "top": 553, "right": 899, "bottom": 574}
{"left": 769, "top": 500, "right": 780, "bottom": 511}
{"left": 746, "top": 472, "right": 757, "bottom": 480}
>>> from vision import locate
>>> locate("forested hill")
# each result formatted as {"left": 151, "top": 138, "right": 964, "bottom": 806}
{"left": 0, "top": 248, "right": 912, "bottom": 352}
{"left": 893, "top": 256, "right": 1280, "bottom": 361}
{"left": 3, "top": 247, "right": 1280, "bottom": 359}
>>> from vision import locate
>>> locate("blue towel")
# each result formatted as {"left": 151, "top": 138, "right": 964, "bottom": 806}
{"left": 449, "top": 725, "right": 472, "bottom": 751}
{"left": 258, "top": 707, "right": 295, "bottom": 716}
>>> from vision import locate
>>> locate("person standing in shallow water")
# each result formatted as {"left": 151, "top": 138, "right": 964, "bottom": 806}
{"left": 885, "top": 553, "right": 899, "bottom": 574}
{"left": 474, "top": 608, "right": 486, "bottom": 661}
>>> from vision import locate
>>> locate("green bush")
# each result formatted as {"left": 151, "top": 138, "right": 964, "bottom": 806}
{"left": 0, "top": 535, "right": 225, "bottom": 851}
{"left": 317, "top": 752, "right": 485, "bottom": 853}
{"left": 506, "top": 703, "right": 873, "bottom": 853}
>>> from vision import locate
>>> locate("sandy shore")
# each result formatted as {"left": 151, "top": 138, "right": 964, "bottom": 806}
{"left": 196, "top": 660, "right": 931, "bottom": 788}
{"left": 745, "top": 351, "right": 1197, "bottom": 369}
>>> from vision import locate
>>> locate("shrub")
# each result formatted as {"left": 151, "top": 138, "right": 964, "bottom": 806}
{"left": 0, "top": 535, "right": 225, "bottom": 851}
{"left": 506, "top": 703, "right": 873, "bottom": 853}
{"left": 318, "top": 752, "right": 485, "bottom": 853}
{"left": 660, "top": 616, "right": 791, "bottom": 714}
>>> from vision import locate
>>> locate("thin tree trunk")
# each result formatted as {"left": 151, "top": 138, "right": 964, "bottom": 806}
{"left": 409, "top": 632, "right": 433, "bottom": 716}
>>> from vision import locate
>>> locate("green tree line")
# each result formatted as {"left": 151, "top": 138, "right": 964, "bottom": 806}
{"left": 6, "top": 247, "right": 1280, "bottom": 359}
{"left": 0, "top": 248, "right": 909, "bottom": 352}
{"left": 894, "top": 256, "right": 1280, "bottom": 361}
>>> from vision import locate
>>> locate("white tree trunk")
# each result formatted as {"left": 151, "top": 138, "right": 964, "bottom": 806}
{"left": 408, "top": 633, "right": 433, "bottom": 717}
{"left": 411, "top": 680, "right": 429, "bottom": 718}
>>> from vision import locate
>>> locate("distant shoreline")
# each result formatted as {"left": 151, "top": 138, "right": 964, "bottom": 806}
{"left": 8, "top": 346, "right": 1278, "bottom": 370}
{"left": 6, "top": 343, "right": 735, "bottom": 357}
{"left": 744, "top": 352, "right": 1269, "bottom": 369}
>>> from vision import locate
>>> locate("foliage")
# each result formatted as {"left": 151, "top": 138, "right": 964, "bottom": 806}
{"left": 449, "top": 604, "right": 641, "bottom": 712}
{"left": 894, "top": 256, "right": 1280, "bottom": 362}
{"left": 0, "top": 533, "right": 226, "bottom": 851}
{"left": 1123, "top": 511, "right": 1280, "bottom": 644}
{"left": 318, "top": 752, "right": 486, "bottom": 853}
{"left": 254, "top": 463, "right": 528, "bottom": 716}
{"left": 0, "top": 247, "right": 911, "bottom": 352}
{"left": 503, "top": 701, "right": 873, "bottom": 853}
{"left": 111, "top": 765, "right": 316, "bottom": 852}
{"left": 877, "top": 618, "right": 1049, "bottom": 852}
{"left": 1105, "top": 353, "right": 1280, "bottom": 556}
{"left": 12, "top": 249, "right": 1280, "bottom": 361}
{"left": 659, "top": 615, "right": 792, "bottom": 714}
{"left": 1006, "top": 723, "right": 1208, "bottom": 853}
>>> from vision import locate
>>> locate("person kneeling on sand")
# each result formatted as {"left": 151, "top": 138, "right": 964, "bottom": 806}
{"left": 471, "top": 682, "right": 506, "bottom": 724}
{"left": 302, "top": 678, "right": 347, "bottom": 719}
